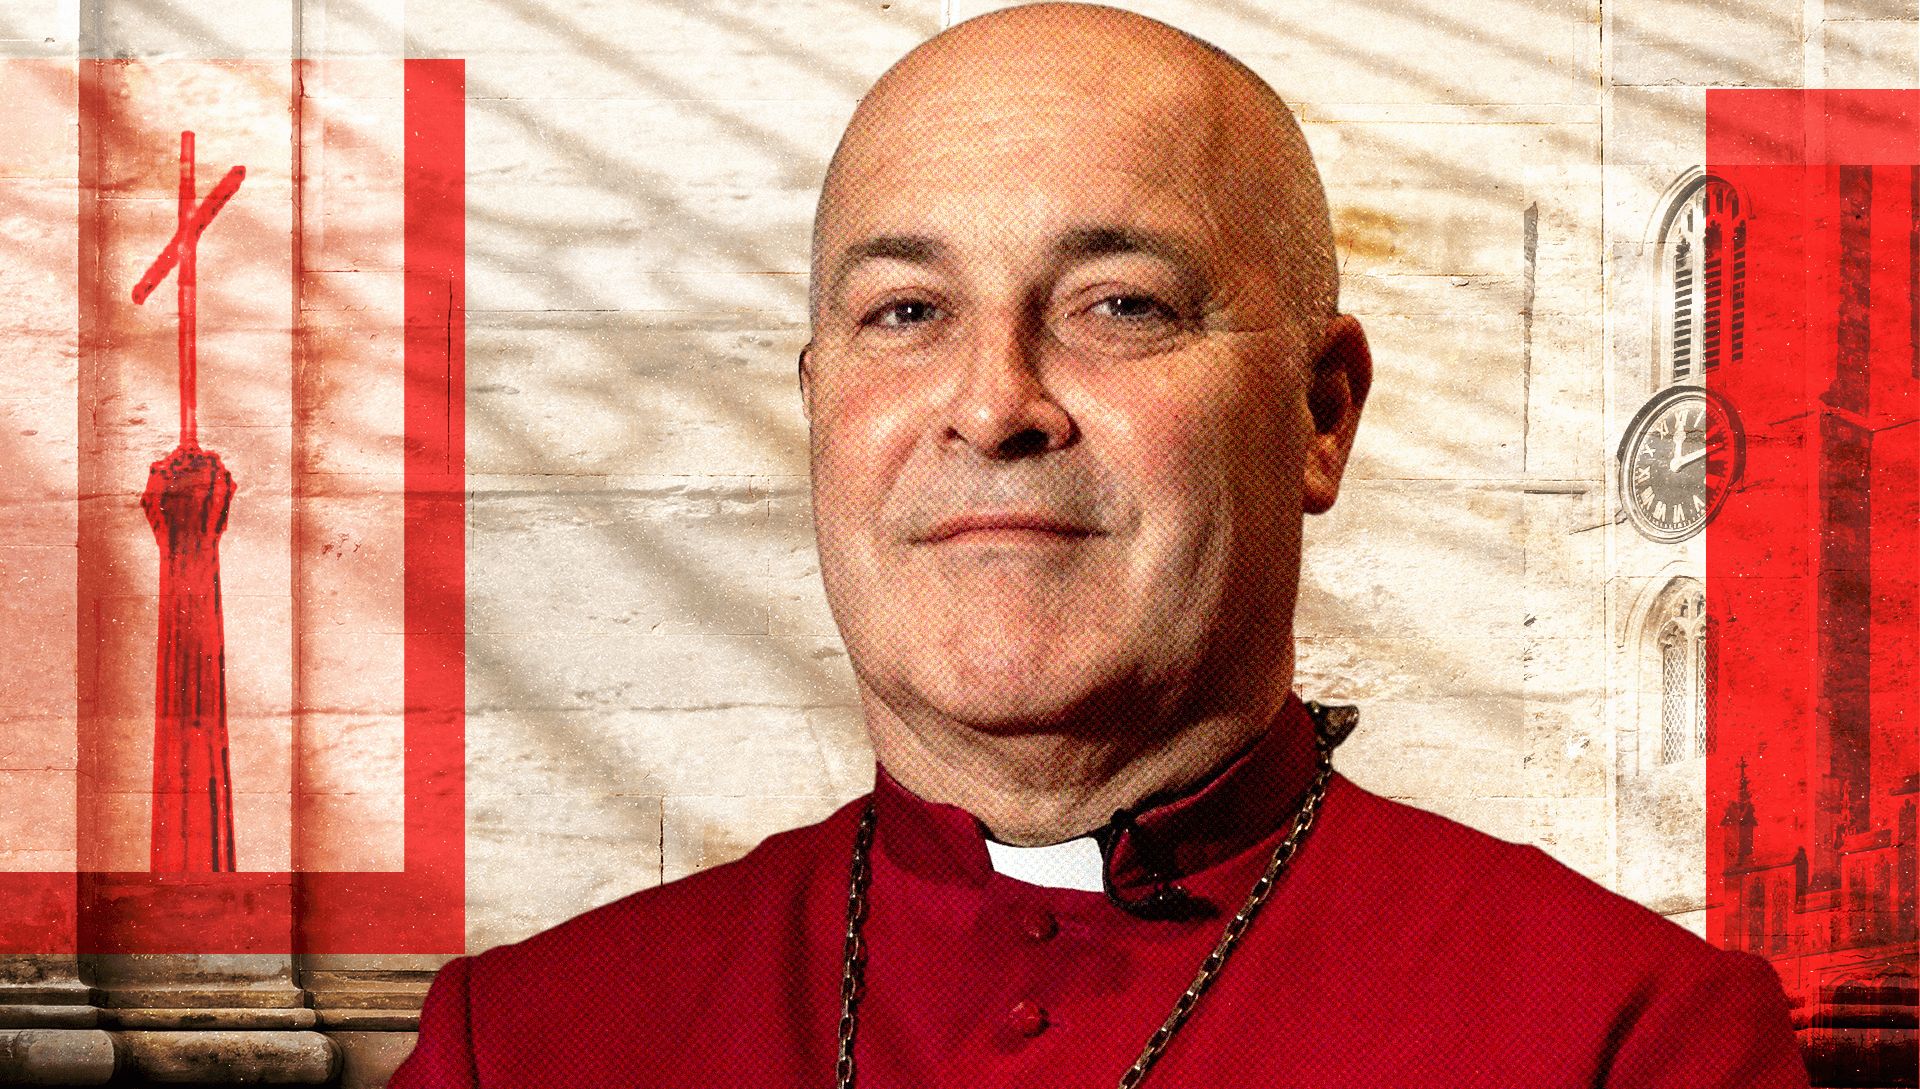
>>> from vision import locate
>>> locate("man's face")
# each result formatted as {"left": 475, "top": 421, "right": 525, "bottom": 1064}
{"left": 805, "top": 60, "right": 1354, "bottom": 744}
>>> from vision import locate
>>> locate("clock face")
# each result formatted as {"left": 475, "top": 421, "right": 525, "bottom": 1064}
{"left": 1617, "top": 386, "right": 1745, "bottom": 543}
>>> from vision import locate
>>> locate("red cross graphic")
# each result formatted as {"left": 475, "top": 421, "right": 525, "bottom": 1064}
{"left": 134, "top": 131, "right": 245, "bottom": 445}
{"left": 132, "top": 132, "right": 246, "bottom": 873}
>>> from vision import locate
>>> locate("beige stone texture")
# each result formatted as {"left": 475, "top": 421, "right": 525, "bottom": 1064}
{"left": 81, "top": 0, "right": 294, "bottom": 57}
{"left": 465, "top": 315, "right": 809, "bottom": 478}
{"left": 0, "top": 1, "right": 1902, "bottom": 1038}
{"left": 328, "top": 1030, "right": 421, "bottom": 1089}
{"left": 294, "top": 790, "right": 402, "bottom": 873}
{"left": 0, "top": 548, "right": 76, "bottom": 721}
{"left": 1824, "top": 19, "right": 1920, "bottom": 87}
{"left": 0, "top": 713, "right": 75, "bottom": 777}
{"left": 465, "top": 792, "right": 663, "bottom": 949}
{"left": 1610, "top": 0, "right": 1804, "bottom": 87}
{"left": 959, "top": 0, "right": 1597, "bottom": 105}
{"left": 662, "top": 793, "right": 858, "bottom": 884}
{"left": 230, "top": 787, "right": 292, "bottom": 872}
{"left": 0, "top": 771, "right": 76, "bottom": 863}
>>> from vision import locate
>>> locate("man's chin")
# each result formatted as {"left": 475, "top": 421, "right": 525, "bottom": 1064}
{"left": 884, "top": 667, "right": 1141, "bottom": 740}
{"left": 844, "top": 615, "right": 1174, "bottom": 738}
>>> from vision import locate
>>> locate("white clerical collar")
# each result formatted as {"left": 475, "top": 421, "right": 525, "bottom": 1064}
{"left": 984, "top": 835, "right": 1107, "bottom": 893}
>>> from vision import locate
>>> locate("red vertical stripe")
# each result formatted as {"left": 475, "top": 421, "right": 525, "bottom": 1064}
{"left": 400, "top": 53, "right": 467, "bottom": 943}
{"left": 295, "top": 58, "right": 466, "bottom": 953}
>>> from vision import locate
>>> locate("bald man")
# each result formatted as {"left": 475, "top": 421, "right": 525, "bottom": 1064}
{"left": 390, "top": 7, "right": 1807, "bottom": 1087}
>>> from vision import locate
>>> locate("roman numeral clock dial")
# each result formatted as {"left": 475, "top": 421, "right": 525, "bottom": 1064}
{"left": 1616, "top": 386, "right": 1745, "bottom": 544}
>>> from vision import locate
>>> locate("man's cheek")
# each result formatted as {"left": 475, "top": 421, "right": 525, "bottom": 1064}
{"left": 1103, "top": 402, "right": 1227, "bottom": 509}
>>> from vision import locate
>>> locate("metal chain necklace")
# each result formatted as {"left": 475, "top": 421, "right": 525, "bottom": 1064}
{"left": 834, "top": 748, "right": 1335, "bottom": 1089}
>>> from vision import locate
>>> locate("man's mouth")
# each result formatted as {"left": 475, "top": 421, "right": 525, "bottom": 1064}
{"left": 920, "top": 512, "right": 1102, "bottom": 545}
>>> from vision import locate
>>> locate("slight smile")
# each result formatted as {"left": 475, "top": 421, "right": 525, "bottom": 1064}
{"left": 919, "top": 512, "right": 1104, "bottom": 545}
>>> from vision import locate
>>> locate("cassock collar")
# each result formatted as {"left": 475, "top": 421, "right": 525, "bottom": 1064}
{"left": 870, "top": 695, "right": 1323, "bottom": 904}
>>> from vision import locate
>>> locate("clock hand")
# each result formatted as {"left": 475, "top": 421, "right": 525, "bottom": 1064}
{"left": 1672, "top": 446, "right": 1707, "bottom": 470}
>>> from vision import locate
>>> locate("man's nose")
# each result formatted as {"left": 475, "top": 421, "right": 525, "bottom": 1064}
{"left": 942, "top": 315, "right": 1075, "bottom": 459}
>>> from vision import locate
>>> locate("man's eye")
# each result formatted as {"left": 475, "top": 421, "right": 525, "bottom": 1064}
{"left": 1055, "top": 290, "right": 1192, "bottom": 358}
{"left": 1090, "top": 294, "right": 1171, "bottom": 321}
{"left": 868, "top": 300, "right": 941, "bottom": 326}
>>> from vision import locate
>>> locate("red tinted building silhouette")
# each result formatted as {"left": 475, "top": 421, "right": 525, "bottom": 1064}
{"left": 1708, "top": 91, "right": 1919, "bottom": 1085}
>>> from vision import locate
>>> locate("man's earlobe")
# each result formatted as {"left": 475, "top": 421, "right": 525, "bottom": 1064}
{"left": 798, "top": 344, "right": 813, "bottom": 421}
{"left": 1302, "top": 315, "right": 1372, "bottom": 515}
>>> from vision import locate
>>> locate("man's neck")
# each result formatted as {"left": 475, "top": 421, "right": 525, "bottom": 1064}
{"left": 865, "top": 708, "right": 1275, "bottom": 846}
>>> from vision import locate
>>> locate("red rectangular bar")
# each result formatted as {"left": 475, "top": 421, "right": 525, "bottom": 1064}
{"left": 0, "top": 874, "right": 76, "bottom": 955}
{"left": 1706, "top": 92, "right": 1919, "bottom": 1079}
{"left": 0, "top": 59, "right": 465, "bottom": 955}
{"left": 1707, "top": 90, "right": 1920, "bottom": 166}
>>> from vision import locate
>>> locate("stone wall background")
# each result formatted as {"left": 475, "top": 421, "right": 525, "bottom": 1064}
{"left": 3, "top": 0, "right": 1916, "bottom": 1083}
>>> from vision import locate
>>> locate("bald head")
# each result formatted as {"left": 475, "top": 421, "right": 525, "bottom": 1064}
{"left": 811, "top": 3, "right": 1338, "bottom": 336}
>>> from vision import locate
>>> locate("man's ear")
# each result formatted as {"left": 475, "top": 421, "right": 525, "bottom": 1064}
{"left": 798, "top": 344, "right": 814, "bottom": 422}
{"left": 1301, "top": 315, "right": 1371, "bottom": 515}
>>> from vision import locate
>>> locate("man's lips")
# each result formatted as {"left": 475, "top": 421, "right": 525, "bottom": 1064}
{"left": 918, "top": 512, "right": 1102, "bottom": 544}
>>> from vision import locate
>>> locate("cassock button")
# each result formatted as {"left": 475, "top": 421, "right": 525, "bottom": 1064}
{"left": 1007, "top": 1000, "right": 1048, "bottom": 1037}
{"left": 1017, "top": 908, "right": 1057, "bottom": 942}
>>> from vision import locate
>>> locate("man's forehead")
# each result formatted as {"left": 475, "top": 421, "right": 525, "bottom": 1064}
{"left": 808, "top": 3, "right": 1339, "bottom": 324}
{"left": 825, "top": 124, "right": 1211, "bottom": 229}
{"left": 818, "top": 75, "right": 1246, "bottom": 258}
{"left": 821, "top": 5, "right": 1259, "bottom": 197}
{"left": 833, "top": 98, "right": 1212, "bottom": 193}
{"left": 840, "top": 29, "right": 1232, "bottom": 167}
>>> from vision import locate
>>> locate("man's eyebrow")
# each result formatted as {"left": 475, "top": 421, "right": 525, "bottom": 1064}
{"left": 1052, "top": 226, "right": 1211, "bottom": 296}
{"left": 827, "top": 234, "right": 946, "bottom": 301}
{"left": 823, "top": 228, "right": 1213, "bottom": 305}
{"left": 1054, "top": 226, "right": 1190, "bottom": 262}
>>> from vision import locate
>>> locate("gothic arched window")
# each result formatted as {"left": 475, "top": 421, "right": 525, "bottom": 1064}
{"left": 1660, "top": 176, "right": 1748, "bottom": 387}
{"left": 1661, "top": 625, "right": 1690, "bottom": 762}
{"left": 1770, "top": 878, "right": 1790, "bottom": 954}
{"left": 1647, "top": 579, "right": 1709, "bottom": 766}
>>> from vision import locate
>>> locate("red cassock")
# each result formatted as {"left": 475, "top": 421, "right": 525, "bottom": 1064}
{"left": 392, "top": 699, "right": 1808, "bottom": 1088}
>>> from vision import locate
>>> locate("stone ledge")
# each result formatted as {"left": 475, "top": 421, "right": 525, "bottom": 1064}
{"left": 0, "top": 1026, "right": 412, "bottom": 1086}
{"left": 0, "top": 1005, "right": 101, "bottom": 1028}
{"left": 104, "top": 1008, "right": 321, "bottom": 1031}
{"left": 311, "top": 993, "right": 425, "bottom": 1010}
{"left": 316, "top": 1009, "right": 419, "bottom": 1032}
{"left": 101, "top": 988, "right": 307, "bottom": 1011}
{"left": 119, "top": 1030, "right": 340, "bottom": 1084}
{"left": 0, "top": 958, "right": 430, "bottom": 1086}
{"left": 0, "top": 1029, "right": 118, "bottom": 1085}
{"left": 0, "top": 983, "right": 98, "bottom": 1005}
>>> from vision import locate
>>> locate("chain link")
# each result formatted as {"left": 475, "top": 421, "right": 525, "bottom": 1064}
{"left": 837, "top": 734, "right": 1336, "bottom": 1089}
{"left": 835, "top": 805, "right": 877, "bottom": 1089}
{"left": 1115, "top": 756, "right": 1332, "bottom": 1088}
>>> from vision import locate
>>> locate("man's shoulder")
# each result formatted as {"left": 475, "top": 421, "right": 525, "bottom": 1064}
{"left": 1211, "top": 776, "right": 1805, "bottom": 1085}
{"left": 393, "top": 799, "right": 869, "bottom": 1086}
{"left": 464, "top": 795, "right": 867, "bottom": 985}
{"left": 1316, "top": 774, "right": 1755, "bottom": 981}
